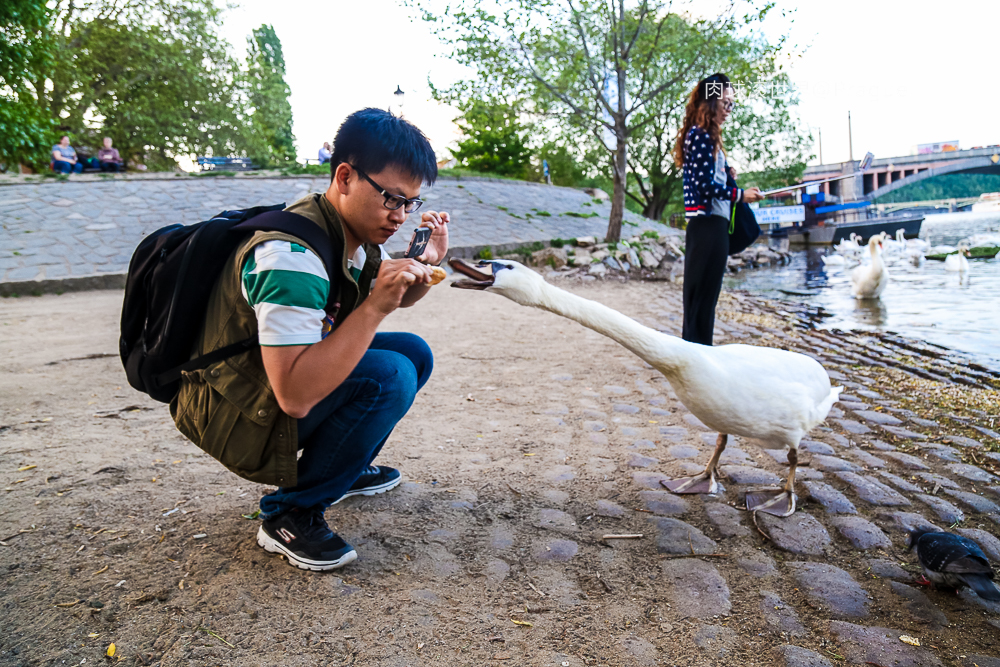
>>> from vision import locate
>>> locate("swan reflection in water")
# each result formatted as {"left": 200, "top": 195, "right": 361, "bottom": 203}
{"left": 853, "top": 298, "right": 888, "bottom": 326}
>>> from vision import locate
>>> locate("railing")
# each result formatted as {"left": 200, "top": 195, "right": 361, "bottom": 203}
{"left": 196, "top": 157, "right": 258, "bottom": 171}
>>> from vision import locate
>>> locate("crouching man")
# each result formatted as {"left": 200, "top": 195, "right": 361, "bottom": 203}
{"left": 171, "top": 108, "right": 449, "bottom": 570}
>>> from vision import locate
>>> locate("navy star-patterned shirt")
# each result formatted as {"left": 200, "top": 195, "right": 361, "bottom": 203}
{"left": 682, "top": 125, "right": 741, "bottom": 220}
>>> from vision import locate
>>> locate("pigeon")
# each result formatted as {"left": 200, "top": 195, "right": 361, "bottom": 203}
{"left": 908, "top": 529, "right": 1000, "bottom": 601}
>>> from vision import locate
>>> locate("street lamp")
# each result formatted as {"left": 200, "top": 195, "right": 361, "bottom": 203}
{"left": 393, "top": 85, "right": 404, "bottom": 115}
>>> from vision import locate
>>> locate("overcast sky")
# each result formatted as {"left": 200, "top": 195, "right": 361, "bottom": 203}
{"left": 218, "top": 0, "right": 998, "bottom": 167}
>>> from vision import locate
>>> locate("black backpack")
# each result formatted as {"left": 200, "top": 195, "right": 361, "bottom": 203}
{"left": 119, "top": 204, "right": 339, "bottom": 403}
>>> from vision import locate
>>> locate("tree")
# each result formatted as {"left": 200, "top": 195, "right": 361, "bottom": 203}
{"left": 624, "top": 14, "right": 811, "bottom": 220}
{"left": 0, "top": 0, "right": 55, "bottom": 171}
{"left": 420, "top": 0, "right": 745, "bottom": 241}
{"left": 451, "top": 99, "right": 532, "bottom": 176}
{"left": 530, "top": 141, "right": 593, "bottom": 187}
{"left": 873, "top": 173, "right": 1000, "bottom": 204}
{"left": 243, "top": 24, "right": 296, "bottom": 167}
{"left": 421, "top": 0, "right": 810, "bottom": 237}
{"left": 24, "top": 0, "right": 250, "bottom": 170}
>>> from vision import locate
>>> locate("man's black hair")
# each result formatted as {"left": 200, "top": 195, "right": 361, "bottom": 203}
{"left": 330, "top": 108, "right": 437, "bottom": 185}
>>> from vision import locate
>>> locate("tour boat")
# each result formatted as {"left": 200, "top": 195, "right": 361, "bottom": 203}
{"left": 971, "top": 192, "right": 1000, "bottom": 212}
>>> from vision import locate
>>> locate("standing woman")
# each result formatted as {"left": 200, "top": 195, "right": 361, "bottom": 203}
{"left": 674, "top": 73, "right": 762, "bottom": 345}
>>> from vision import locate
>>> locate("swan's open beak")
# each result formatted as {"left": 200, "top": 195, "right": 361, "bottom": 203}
{"left": 449, "top": 258, "right": 495, "bottom": 290}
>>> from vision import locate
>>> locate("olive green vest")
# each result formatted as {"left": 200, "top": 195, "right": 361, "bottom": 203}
{"left": 169, "top": 193, "right": 382, "bottom": 487}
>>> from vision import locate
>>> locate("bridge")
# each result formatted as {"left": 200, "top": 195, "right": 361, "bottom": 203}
{"left": 799, "top": 146, "right": 1000, "bottom": 202}
{"left": 873, "top": 197, "right": 979, "bottom": 216}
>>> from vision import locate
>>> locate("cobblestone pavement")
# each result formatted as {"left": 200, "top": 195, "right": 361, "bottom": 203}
{"left": 1, "top": 279, "right": 998, "bottom": 665}
{"left": 600, "top": 290, "right": 1000, "bottom": 666}
{"left": 0, "top": 174, "right": 671, "bottom": 287}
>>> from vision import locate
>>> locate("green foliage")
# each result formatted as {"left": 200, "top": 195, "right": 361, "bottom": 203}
{"left": 873, "top": 173, "right": 1000, "bottom": 203}
{"left": 564, "top": 211, "right": 600, "bottom": 218}
{"left": 0, "top": 0, "right": 56, "bottom": 170}
{"left": 451, "top": 100, "right": 531, "bottom": 177}
{"left": 0, "top": 0, "right": 51, "bottom": 90}
{"left": 281, "top": 162, "right": 331, "bottom": 176}
{"left": 243, "top": 25, "right": 296, "bottom": 168}
{"left": 438, "top": 167, "right": 521, "bottom": 181}
{"left": 740, "top": 162, "right": 808, "bottom": 192}
{"left": 7, "top": 1, "right": 296, "bottom": 172}
{"left": 507, "top": 241, "right": 546, "bottom": 258}
{"left": 34, "top": 0, "right": 248, "bottom": 170}
{"left": 475, "top": 247, "right": 494, "bottom": 260}
{"left": 0, "top": 94, "right": 55, "bottom": 172}
{"left": 521, "top": 142, "right": 589, "bottom": 187}
{"left": 419, "top": 0, "right": 808, "bottom": 235}
{"left": 624, "top": 11, "right": 811, "bottom": 221}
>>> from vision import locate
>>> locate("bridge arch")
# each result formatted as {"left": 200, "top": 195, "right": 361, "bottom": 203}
{"left": 868, "top": 155, "right": 1000, "bottom": 200}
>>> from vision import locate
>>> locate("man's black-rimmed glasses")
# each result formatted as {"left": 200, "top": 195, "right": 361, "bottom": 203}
{"left": 352, "top": 165, "right": 424, "bottom": 214}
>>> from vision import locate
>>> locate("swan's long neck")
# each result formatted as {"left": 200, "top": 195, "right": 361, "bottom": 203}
{"left": 527, "top": 280, "right": 690, "bottom": 376}
{"left": 870, "top": 244, "right": 883, "bottom": 270}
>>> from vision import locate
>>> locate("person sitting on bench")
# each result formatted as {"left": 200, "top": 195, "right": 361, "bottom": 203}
{"left": 51, "top": 136, "right": 83, "bottom": 174}
{"left": 96, "top": 137, "right": 124, "bottom": 172}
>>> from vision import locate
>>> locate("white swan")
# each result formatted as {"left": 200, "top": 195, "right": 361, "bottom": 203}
{"left": 821, "top": 253, "right": 846, "bottom": 266}
{"left": 850, "top": 235, "right": 889, "bottom": 299}
{"left": 880, "top": 229, "right": 906, "bottom": 256}
{"left": 906, "top": 235, "right": 928, "bottom": 253}
{"left": 450, "top": 259, "right": 843, "bottom": 517}
{"left": 944, "top": 242, "right": 971, "bottom": 272}
{"left": 834, "top": 233, "right": 862, "bottom": 255}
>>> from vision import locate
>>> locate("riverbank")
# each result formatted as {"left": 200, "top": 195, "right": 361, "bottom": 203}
{"left": 727, "top": 211, "right": 1000, "bottom": 372}
{"left": 1, "top": 277, "right": 998, "bottom": 666}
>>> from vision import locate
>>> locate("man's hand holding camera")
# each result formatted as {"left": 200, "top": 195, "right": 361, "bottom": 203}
{"left": 414, "top": 210, "right": 450, "bottom": 265}
{"left": 370, "top": 209, "right": 451, "bottom": 314}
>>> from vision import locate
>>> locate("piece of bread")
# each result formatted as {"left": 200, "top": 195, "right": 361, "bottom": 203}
{"left": 429, "top": 265, "right": 446, "bottom": 285}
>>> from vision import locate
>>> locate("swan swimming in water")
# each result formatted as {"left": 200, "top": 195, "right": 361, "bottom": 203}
{"left": 834, "top": 233, "right": 862, "bottom": 256}
{"left": 850, "top": 235, "right": 889, "bottom": 299}
{"left": 450, "top": 259, "right": 842, "bottom": 517}
{"left": 944, "top": 242, "right": 971, "bottom": 273}
{"left": 821, "top": 253, "right": 846, "bottom": 266}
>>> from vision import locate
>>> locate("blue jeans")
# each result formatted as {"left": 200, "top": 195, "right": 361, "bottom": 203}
{"left": 259, "top": 332, "right": 433, "bottom": 518}
{"left": 52, "top": 161, "right": 83, "bottom": 174}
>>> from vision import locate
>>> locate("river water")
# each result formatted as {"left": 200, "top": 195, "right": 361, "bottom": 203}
{"left": 725, "top": 211, "right": 1000, "bottom": 369}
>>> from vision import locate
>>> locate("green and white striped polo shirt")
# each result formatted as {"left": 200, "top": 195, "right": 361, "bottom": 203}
{"left": 240, "top": 240, "right": 388, "bottom": 346}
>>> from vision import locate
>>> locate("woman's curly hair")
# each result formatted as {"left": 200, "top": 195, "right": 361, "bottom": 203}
{"left": 673, "top": 73, "right": 730, "bottom": 168}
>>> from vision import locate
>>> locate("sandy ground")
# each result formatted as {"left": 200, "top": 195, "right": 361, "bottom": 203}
{"left": 1, "top": 277, "right": 998, "bottom": 667}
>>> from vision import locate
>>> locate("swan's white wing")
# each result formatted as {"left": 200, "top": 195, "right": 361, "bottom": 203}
{"left": 666, "top": 344, "right": 835, "bottom": 447}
